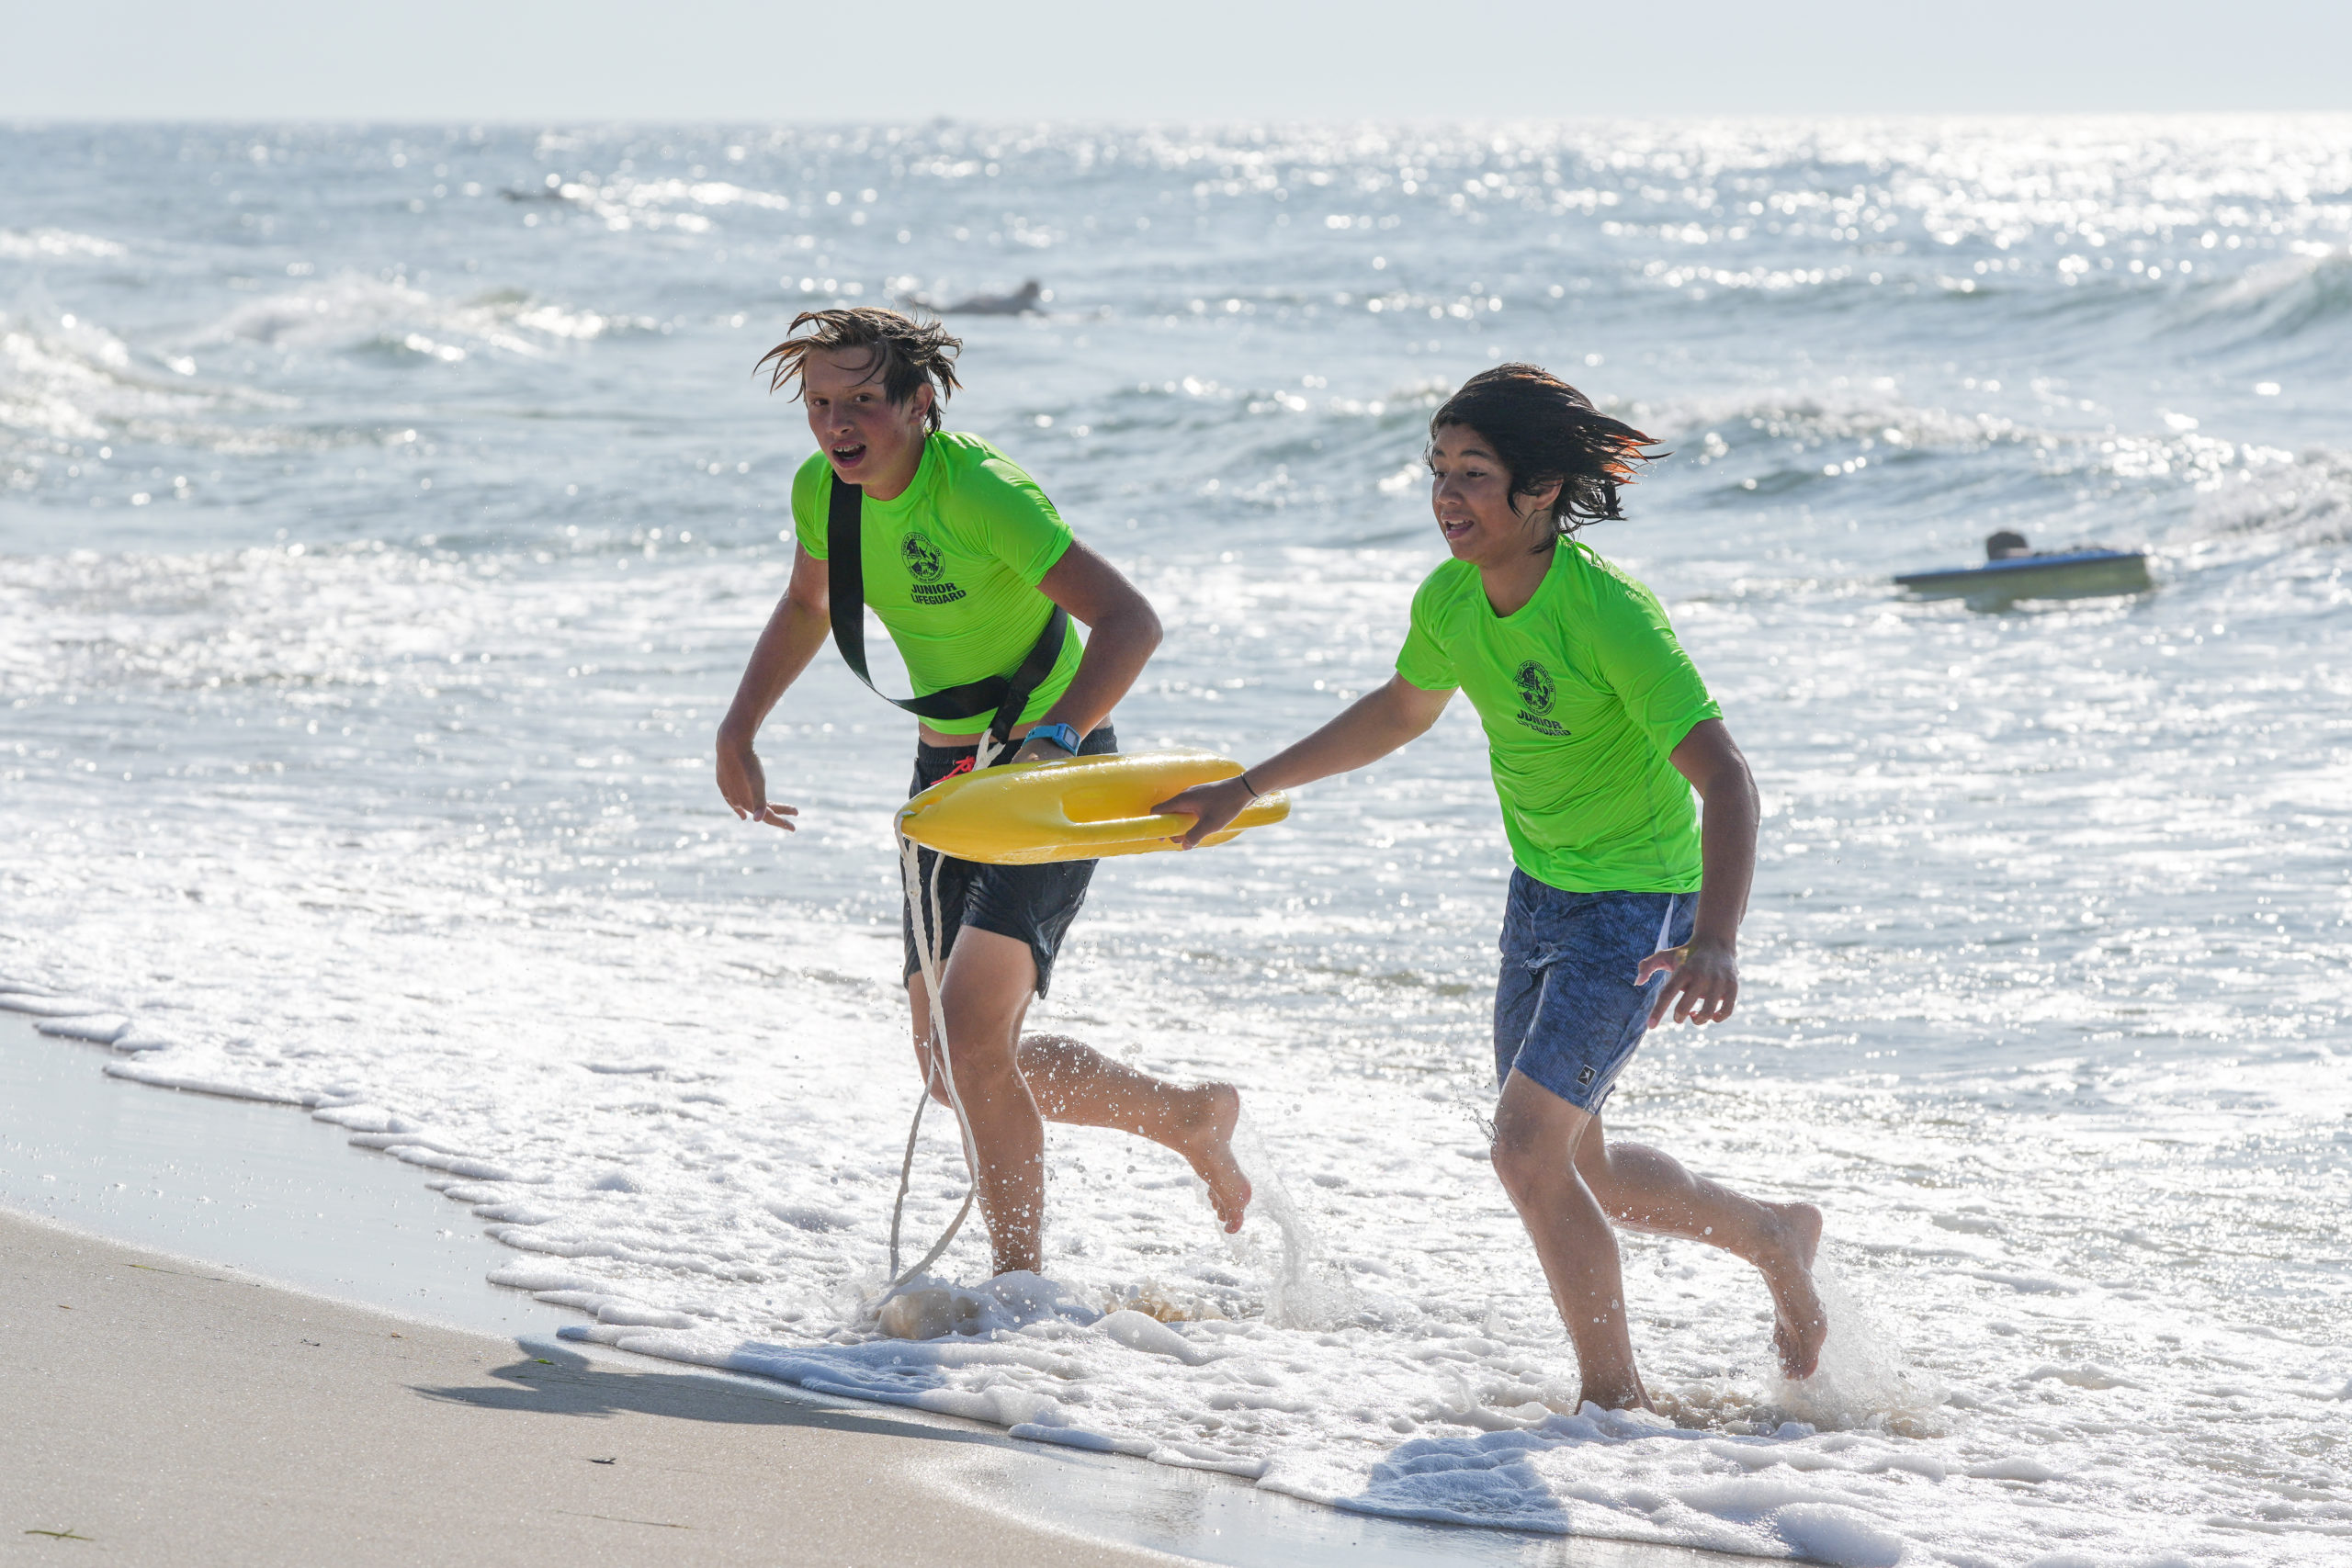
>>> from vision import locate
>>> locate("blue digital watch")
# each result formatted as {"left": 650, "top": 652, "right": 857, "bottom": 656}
{"left": 1025, "top": 722, "right": 1084, "bottom": 756}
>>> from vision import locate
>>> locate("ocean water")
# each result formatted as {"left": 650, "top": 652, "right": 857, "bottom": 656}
{"left": 4, "top": 118, "right": 2348, "bottom": 1566}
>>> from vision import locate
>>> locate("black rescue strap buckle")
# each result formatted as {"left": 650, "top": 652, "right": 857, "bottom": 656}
{"left": 826, "top": 477, "right": 1069, "bottom": 754}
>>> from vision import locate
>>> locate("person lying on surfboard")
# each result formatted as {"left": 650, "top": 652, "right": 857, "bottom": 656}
{"left": 1155, "top": 364, "right": 1825, "bottom": 1410}
{"left": 716, "top": 307, "right": 1250, "bottom": 1279}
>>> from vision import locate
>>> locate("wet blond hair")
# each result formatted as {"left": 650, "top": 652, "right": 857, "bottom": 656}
{"left": 755, "top": 307, "right": 963, "bottom": 432}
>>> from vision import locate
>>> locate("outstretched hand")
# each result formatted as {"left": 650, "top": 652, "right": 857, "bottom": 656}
{"left": 716, "top": 739, "right": 800, "bottom": 831}
{"left": 1635, "top": 936, "right": 1738, "bottom": 1027}
{"left": 1152, "top": 775, "right": 1254, "bottom": 850}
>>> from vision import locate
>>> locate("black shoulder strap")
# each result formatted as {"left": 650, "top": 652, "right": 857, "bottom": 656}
{"left": 827, "top": 476, "right": 1070, "bottom": 749}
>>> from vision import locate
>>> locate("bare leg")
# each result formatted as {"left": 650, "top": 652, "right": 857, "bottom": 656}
{"left": 1015, "top": 1032, "right": 1250, "bottom": 1233}
{"left": 908, "top": 930, "right": 1250, "bottom": 1275}
{"left": 910, "top": 931, "right": 1047, "bottom": 1275}
{"left": 1488, "top": 1070, "right": 1650, "bottom": 1412}
{"left": 1572, "top": 1120, "right": 1827, "bottom": 1378}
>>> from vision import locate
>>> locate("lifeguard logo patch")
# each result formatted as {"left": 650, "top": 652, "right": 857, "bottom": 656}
{"left": 900, "top": 531, "right": 967, "bottom": 604}
{"left": 900, "top": 531, "right": 944, "bottom": 581}
{"left": 1511, "top": 660, "right": 1567, "bottom": 737}
{"left": 1513, "top": 660, "right": 1555, "bottom": 714}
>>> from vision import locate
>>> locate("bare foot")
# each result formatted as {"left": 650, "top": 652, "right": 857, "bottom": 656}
{"left": 1172, "top": 1083, "right": 1252, "bottom": 1233}
{"left": 1758, "top": 1201, "right": 1828, "bottom": 1379}
{"left": 876, "top": 1286, "right": 982, "bottom": 1340}
{"left": 1577, "top": 1377, "right": 1655, "bottom": 1416}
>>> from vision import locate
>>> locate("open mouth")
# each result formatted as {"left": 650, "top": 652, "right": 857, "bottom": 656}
{"left": 1439, "top": 517, "right": 1476, "bottom": 543}
{"left": 831, "top": 442, "right": 868, "bottom": 469}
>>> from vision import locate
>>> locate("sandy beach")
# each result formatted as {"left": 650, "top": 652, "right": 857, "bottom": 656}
{"left": 2, "top": 1202, "right": 1195, "bottom": 1567}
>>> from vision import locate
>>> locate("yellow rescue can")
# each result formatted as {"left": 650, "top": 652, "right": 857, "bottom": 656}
{"left": 896, "top": 749, "right": 1289, "bottom": 865}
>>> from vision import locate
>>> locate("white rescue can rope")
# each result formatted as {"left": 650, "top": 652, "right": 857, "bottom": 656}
{"left": 878, "top": 730, "right": 1003, "bottom": 1299}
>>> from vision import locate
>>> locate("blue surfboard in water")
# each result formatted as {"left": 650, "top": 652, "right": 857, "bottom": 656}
{"left": 1895, "top": 532, "right": 2153, "bottom": 602}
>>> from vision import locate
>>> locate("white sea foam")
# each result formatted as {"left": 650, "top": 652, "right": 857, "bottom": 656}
{"left": 198, "top": 275, "right": 641, "bottom": 361}
{"left": 0, "top": 307, "right": 289, "bottom": 454}
{"left": 0, "top": 993, "right": 114, "bottom": 1017}
{"left": 2, "top": 311, "right": 166, "bottom": 442}
{"left": 34, "top": 1014, "right": 130, "bottom": 1043}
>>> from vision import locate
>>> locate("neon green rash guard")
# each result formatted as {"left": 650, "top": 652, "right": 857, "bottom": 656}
{"left": 1395, "top": 540, "right": 1721, "bottom": 894}
{"left": 792, "top": 432, "right": 1082, "bottom": 739}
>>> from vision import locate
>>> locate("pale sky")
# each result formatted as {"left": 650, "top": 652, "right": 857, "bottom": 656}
{"left": 6, "top": 0, "right": 2347, "bottom": 119}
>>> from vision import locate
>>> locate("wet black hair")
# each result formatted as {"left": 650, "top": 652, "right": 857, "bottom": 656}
{"left": 1430, "top": 363, "right": 1663, "bottom": 536}
{"left": 755, "top": 307, "right": 963, "bottom": 433}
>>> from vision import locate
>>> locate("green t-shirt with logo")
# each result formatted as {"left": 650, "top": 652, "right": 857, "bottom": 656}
{"left": 1395, "top": 541, "right": 1720, "bottom": 893}
{"left": 792, "top": 432, "right": 1082, "bottom": 738}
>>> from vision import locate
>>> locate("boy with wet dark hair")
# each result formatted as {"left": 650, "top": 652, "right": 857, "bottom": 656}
{"left": 1159, "top": 363, "right": 1825, "bottom": 1411}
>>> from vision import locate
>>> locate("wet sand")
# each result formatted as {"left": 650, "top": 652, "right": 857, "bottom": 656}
{"left": 1, "top": 1205, "right": 1190, "bottom": 1566}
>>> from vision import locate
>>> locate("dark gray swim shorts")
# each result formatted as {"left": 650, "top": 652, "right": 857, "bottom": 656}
{"left": 900, "top": 725, "right": 1117, "bottom": 998}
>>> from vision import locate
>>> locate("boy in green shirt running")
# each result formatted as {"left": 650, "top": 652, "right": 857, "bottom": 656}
{"left": 1159, "top": 364, "right": 1825, "bottom": 1411}
{"left": 717, "top": 308, "right": 1250, "bottom": 1283}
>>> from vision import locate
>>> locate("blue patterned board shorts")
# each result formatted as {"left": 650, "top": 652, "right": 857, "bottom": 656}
{"left": 1493, "top": 869, "right": 1699, "bottom": 1114}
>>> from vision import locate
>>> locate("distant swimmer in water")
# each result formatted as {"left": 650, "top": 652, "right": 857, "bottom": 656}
{"left": 900, "top": 279, "right": 1046, "bottom": 316}
{"left": 1157, "top": 364, "right": 1826, "bottom": 1412}
{"left": 716, "top": 307, "right": 1250, "bottom": 1280}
